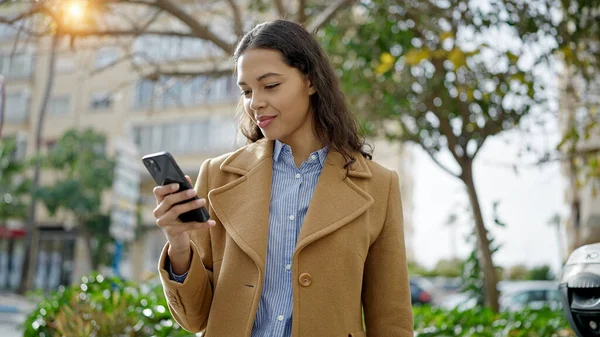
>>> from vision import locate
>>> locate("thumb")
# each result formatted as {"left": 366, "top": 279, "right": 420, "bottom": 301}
{"left": 185, "top": 175, "right": 193, "bottom": 186}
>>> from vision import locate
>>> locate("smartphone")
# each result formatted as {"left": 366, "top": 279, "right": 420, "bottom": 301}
{"left": 142, "top": 151, "right": 210, "bottom": 223}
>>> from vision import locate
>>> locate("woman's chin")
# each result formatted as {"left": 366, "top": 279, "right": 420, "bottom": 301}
{"left": 260, "top": 130, "right": 281, "bottom": 141}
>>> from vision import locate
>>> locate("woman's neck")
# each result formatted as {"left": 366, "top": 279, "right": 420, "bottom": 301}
{"left": 279, "top": 135, "right": 324, "bottom": 168}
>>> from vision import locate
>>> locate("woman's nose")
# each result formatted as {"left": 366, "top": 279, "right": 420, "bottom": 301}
{"left": 249, "top": 92, "right": 267, "bottom": 111}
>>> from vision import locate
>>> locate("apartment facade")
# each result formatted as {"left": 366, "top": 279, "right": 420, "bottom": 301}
{"left": 0, "top": 4, "right": 414, "bottom": 291}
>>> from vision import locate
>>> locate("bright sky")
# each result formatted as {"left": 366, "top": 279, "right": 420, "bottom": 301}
{"left": 410, "top": 122, "right": 568, "bottom": 274}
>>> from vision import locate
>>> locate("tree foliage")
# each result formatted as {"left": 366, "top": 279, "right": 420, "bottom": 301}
{"left": 35, "top": 129, "right": 114, "bottom": 217}
{"left": 322, "top": 1, "right": 545, "bottom": 163}
{"left": 321, "top": 0, "right": 597, "bottom": 311}
{"left": 34, "top": 128, "right": 115, "bottom": 269}
{"left": 322, "top": 0, "right": 546, "bottom": 311}
{"left": 533, "top": 0, "right": 600, "bottom": 187}
{"left": 528, "top": 264, "right": 555, "bottom": 280}
{"left": 506, "top": 264, "right": 530, "bottom": 280}
{"left": 0, "top": 138, "right": 30, "bottom": 221}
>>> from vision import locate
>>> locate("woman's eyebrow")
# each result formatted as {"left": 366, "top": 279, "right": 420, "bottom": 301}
{"left": 238, "top": 72, "right": 283, "bottom": 85}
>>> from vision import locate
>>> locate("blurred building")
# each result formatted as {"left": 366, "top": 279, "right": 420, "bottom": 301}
{"left": 0, "top": 4, "right": 414, "bottom": 291}
{"left": 559, "top": 71, "right": 600, "bottom": 256}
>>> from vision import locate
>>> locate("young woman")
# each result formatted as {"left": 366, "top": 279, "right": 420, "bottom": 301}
{"left": 152, "top": 20, "right": 413, "bottom": 337}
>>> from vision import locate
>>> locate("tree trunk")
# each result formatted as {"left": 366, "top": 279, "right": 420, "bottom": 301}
{"left": 17, "top": 34, "right": 59, "bottom": 294}
{"left": 565, "top": 76, "right": 581, "bottom": 253}
{"left": 461, "top": 159, "right": 500, "bottom": 312}
{"left": 83, "top": 230, "right": 98, "bottom": 271}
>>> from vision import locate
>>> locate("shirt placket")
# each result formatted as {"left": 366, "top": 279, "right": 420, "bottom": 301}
{"left": 286, "top": 165, "right": 301, "bottom": 317}
{"left": 269, "top": 157, "right": 300, "bottom": 337}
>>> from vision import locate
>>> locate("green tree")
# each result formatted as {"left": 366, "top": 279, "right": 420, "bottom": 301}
{"left": 507, "top": 264, "right": 530, "bottom": 280}
{"left": 34, "top": 128, "right": 115, "bottom": 270}
{"left": 528, "top": 265, "right": 555, "bottom": 281}
{"left": 407, "top": 260, "right": 429, "bottom": 276}
{"left": 322, "top": 0, "right": 557, "bottom": 312}
{"left": 432, "top": 258, "right": 463, "bottom": 278}
{"left": 0, "top": 139, "right": 30, "bottom": 221}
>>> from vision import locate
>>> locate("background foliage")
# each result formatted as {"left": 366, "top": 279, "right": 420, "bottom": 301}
{"left": 23, "top": 273, "right": 574, "bottom": 337}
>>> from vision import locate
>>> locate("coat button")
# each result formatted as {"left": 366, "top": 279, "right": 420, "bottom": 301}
{"left": 299, "top": 273, "right": 312, "bottom": 287}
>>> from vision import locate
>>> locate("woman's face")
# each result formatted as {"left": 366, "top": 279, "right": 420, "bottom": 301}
{"left": 237, "top": 48, "right": 316, "bottom": 144}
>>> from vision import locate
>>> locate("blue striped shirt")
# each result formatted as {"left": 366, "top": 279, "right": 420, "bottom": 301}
{"left": 170, "top": 140, "right": 328, "bottom": 337}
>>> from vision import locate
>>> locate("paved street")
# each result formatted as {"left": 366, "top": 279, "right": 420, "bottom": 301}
{"left": 0, "top": 312, "right": 25, "bottom": 337}
{"left": 0, "top": 293, "right": 35, "bottom": 337}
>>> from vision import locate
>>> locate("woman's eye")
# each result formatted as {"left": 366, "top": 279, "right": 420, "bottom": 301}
{"left": 265, "top": 83, "right": 280, "bottom": 90}
{"left": 241, "top": 90, "right": 251, "bottom": 96}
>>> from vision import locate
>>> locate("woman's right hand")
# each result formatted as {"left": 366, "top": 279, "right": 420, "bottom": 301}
{"left": 152, "top": 175, "right": 215, "bottom": 273}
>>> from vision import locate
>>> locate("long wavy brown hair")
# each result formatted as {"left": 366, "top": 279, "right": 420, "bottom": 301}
{"left": 232, "top": 19, "right": 372, "bottom": 173}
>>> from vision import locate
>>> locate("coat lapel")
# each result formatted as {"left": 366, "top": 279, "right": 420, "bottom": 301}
{"left": 207, "top": 139, "right": 375, "bottom": 271}
{"left": 208, "top": 139, "right": 274, "bottom": 273}
{"left": 295, "top": 151, "right": 374, "bottom": 253}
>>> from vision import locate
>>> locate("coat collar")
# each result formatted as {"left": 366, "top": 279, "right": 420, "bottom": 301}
{"left": 208, "top": 138, "right": 374, "bottom": 273}
{"left": 220, "top": 138, "right": 372, "bottom": 178}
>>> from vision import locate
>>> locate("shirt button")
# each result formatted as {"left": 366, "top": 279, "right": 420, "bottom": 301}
{"left": 289, "top": 215, "right": 295, "bottom": 221}
{"left": 277, "top": 315, "right": 284, "bottom": 321}
{"left": 295, "top": 173, "right": 301, "bottom": 179}
{"left": 285, "top": 264, "right": 291, "bottom": 270}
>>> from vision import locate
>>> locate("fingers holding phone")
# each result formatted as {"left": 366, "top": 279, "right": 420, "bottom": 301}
{"left": 152, "top": 175, "right": 193, "bottom": 203}
{"left": 144, "top": 152, "right": 214, "bottom": 251}
{"left": 152, "top": 183, "right": 215, "bottom": 233}
{"left": 143, "top": 151, "right": 211, "bottom": 222}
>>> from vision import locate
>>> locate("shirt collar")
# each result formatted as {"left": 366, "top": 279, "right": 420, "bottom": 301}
{"left": 273, "top": 139, "right": 329, "bottom": 167}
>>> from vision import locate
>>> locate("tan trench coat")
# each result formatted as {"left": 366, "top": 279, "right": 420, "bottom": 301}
{"left": 158, "top": 139, "right": 414, "bottom": 337}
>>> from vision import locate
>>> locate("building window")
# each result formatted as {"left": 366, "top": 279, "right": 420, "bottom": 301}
{"left": 90, "top": 92, "right": 113, "bottom": 111}
{"left": 161, "top": 79, "right": 183, "bottom": 108}
{"left": 94, "top": 47, "right": 118, "bottom": 69}
{"left": 12, "top": 135, "right": 27, "bottom": 160}
{"left": 208, "top": 117, "right": 237, "bottom": 150}
{"left": 45, "top": 140, "right": 58, "bottom": 152}
{"left": 132, "top": 74, "right": 238, "bottom": 109}
{"left": 55, "top": 56, "right": 76, "bottom": 73}
{"left": 0, "top": 24, "right": 17, "bottom": 40}
{"left": 132, "top": 118, "right": 237, "bottom": 155}
{"left": 48, "top": 95, "right": 72, "bottom": 116}
{"left": 133, "top": 80, "right": 154, "bottom": 108}
{"left": 5, "top": 91, "right": 29, "bottom": 123}
{"left": 0, "top": 53, "right": 34, "bottom": 79}
{"left": 132, "top": 36, "right": 216, "bottom": 64}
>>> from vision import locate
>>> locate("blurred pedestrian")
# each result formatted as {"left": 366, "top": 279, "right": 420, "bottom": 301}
{"left": 151, "top": 19, "right": 413, "bottom": 337}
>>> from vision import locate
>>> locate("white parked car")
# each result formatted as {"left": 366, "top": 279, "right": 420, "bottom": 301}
{"left": 498, "top": 281, "right": 562, "bottom": 312}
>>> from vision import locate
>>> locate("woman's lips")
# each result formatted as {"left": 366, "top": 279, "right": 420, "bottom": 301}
{"left": 257, "top": 116, "right": 276, "bottom": 128}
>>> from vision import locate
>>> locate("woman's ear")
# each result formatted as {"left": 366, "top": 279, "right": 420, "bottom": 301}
{"left": 307, "top": 77, "right": 316, "bottom": 95}
{"left": 309, "top": 85, "right": 316, "bottom": 95}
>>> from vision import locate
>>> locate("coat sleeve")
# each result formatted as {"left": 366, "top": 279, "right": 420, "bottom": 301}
{"left": 362, "top": 170, "right": 414, "bottom": 336}
{"left": 157, "top": 158, "right": 214, "bottom": 333}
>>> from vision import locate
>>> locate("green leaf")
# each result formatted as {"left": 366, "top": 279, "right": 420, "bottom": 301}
{"left": 506, "top": 51, "right": 519, "bottom": 63}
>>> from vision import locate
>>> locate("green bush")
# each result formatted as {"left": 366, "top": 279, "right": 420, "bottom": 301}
{"left": 413, "top": 305, "right": 575, "bottom": 337}
{"left": 22, "top": 274, "right": 195, "bottom": 337}
{"left": 23, "top": 273, "right": 576, "bottom": 337}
